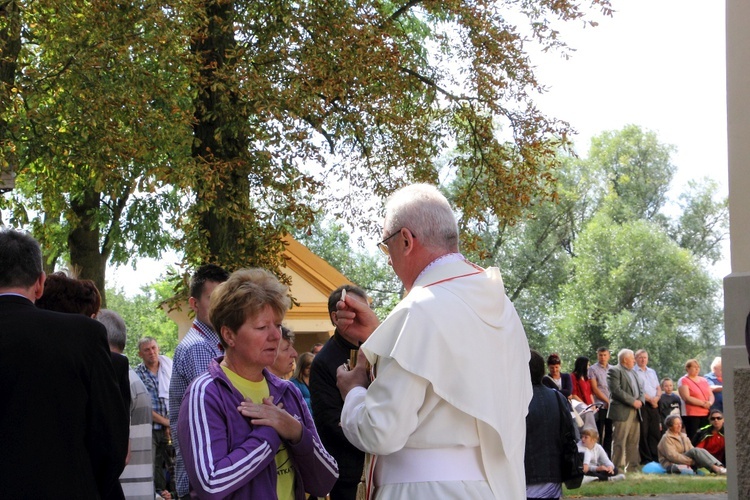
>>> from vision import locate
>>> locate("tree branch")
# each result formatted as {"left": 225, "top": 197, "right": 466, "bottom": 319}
{"left": 101, "top": 183, "right": 133, "bottom": 261}
{"left": 389, "top": 0, "right": 423, "bottom": 22}
{"left": 509, "top": 247, "right": 556, "bottom": 302}
{"left": 398, "top": 65, "right": 476, "bottom": 102}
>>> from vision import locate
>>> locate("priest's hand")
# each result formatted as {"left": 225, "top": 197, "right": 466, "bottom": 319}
{"left": 335, "top": 292, "right": 379, "bottom": 343}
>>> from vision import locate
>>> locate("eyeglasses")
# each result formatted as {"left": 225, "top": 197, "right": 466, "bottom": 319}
{"left": 377, "top": 229, "right": 402, "bottom": 256}
{"left": 377, "top": 228, "right": 416, "bottom": 256}
{"left": 710, "top": 416, "right": 724, "bottom": 421}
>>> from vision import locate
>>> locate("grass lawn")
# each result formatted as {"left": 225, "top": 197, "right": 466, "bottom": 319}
{"left": 564, "top": 471, "right": 727, "bottom": 497}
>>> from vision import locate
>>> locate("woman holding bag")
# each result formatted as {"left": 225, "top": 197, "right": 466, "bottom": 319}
{"left": 678, "top": 359, "right": 714, "bottom": 440}
{"left": 526, "top": 350, "right": 583, "bottom": 499}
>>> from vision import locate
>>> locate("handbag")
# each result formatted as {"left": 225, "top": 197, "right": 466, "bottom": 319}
{"left": 555, "top": 392, "right": 585, "bottom": 489}
{"left": 570, "top": 404, "right": 584, "bottom": 428}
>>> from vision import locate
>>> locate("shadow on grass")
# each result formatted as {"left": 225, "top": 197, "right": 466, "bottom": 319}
{"left": 564, "top": 471, "right": 727, "bottom": 497}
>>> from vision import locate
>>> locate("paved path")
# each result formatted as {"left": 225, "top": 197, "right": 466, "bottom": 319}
{"left": 574, "top": 494, "right": 727, "bottom": 500}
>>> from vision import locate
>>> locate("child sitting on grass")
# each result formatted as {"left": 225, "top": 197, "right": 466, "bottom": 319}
{"left": 579, "top": 428, "right": 625, "bottom": 483}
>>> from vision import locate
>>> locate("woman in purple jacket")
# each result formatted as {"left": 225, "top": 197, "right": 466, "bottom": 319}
{"left": 178, "top": 268, "right": 339, "bottom": 499}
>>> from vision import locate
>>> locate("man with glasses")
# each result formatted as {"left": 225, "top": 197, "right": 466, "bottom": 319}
{"left": 607, "top": 349, "right": 644, "bottom": 473}
{"left": 336, "top": 183, "right": 532, "bottom": 499}
{"left": 693, "top": 409, "right": 726, "bottom": 465}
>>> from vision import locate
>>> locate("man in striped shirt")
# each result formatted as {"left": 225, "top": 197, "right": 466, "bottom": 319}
{"left": 168, "top": 264, "right": 229, "bottom": 500}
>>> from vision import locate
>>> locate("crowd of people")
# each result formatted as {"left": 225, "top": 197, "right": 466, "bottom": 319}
{"left": 0, "top": 182, "right": 728, "bottom": 500}
{"left": 532, "top": 347, "right": 727, "bottom": 491}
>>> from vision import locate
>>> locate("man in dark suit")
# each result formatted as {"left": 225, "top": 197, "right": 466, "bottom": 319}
{"left": 310, "top": 285, "right": 370, "bottom": 500}
{"left": 0, "top": 229, "right": 129, "bottom": 499}
{"left": 607, "top": 348, "right": 645, "bottom": 473}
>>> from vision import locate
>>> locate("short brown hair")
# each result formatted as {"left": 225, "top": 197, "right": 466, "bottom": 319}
{"left": 190, "top": 264, "right": 229, "bottom": 299}
{"left": 36, "top": 272, "right": 101, "bottom": 317}
{"left": 685, "top": 358, "right": 700, "bottom": 371}
{"left": 665, "top": 414, "right": 682, "bottom": 430}
{"left": 209, "top": 268, "right": 291, "bottom": 348}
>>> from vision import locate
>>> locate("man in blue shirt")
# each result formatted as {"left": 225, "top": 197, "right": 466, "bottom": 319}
{"left": 704, "top": 357, "right": 723, "bottom": 412}
{"left": 169, "top": 264, "right": 229, "bottom": 500}
{"left": 136, "top": 337, "right": 173, "bottom": 497}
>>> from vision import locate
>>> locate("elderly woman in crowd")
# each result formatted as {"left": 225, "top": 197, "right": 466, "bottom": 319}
{"left": 678, "top": 359, "right": 714, "bottom": 440}
{"left": 178, "top": 268, "right": 338, "bottom": 499}
{"left": 36, "top": 271, "right": 102, "bottom": 317}
{"left": 270, "top": 326, "right": 299, "bottom": 379}
{"left": 704, "top": 357, "right": 723, "bottom": 412}
{"left": 657, "top": 415, "right": 726, "bottom": 475}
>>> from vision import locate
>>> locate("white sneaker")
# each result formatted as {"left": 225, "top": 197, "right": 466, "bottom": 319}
{"left": 609, "top": 474, "right": 626, "bottom": 481}
{"left": 717, "top": 467, "right": 727, "bottom": 475}
{"left": 582, "top": 475, "right": 598, "bottom": 484}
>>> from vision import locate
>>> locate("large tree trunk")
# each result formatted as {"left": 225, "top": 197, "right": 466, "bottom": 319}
{"left": 69, "top": 190, "right": 108, "bottom": 306}
{"left": 190, "top": 0, "right": 267, "bottom": 269}
{"left": 198, "top": 170, "right": 252, "bottom": 260}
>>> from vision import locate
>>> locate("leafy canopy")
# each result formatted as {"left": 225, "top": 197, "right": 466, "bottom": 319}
{"left": 458, "top": 124, "right": 726, "bottom": 376}
{"left": 2, "top": 0, "right": 613, "bottom": 294}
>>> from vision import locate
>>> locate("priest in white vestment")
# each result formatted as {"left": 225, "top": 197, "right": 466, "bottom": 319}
{"left": 336, "top": 183, "right": 533, "bottom": 500}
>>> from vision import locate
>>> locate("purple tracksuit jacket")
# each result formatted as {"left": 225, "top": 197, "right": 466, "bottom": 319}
{"left": 178, "top": 358, "right": 339, "bottom": 499}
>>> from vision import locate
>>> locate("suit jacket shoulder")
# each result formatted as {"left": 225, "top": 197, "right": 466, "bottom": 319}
{"left": 0, "top": 295, "right": 129, "bottom": 498}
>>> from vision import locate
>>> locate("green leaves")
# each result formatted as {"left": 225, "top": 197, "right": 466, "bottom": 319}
{"left": 2, "top": 0, "right": 193, "bottom": 296}
{"left": 539, "top": 126, "right": 725, "bottom": 378}
{"left": 670, "top": 179, "right": 728, "bottom": 265}
{"left": 458, "top": 124, "right": 725, "bottom": 377}
{"left": 550, "top": 213, "right": 721, "bottom": 377}
{"left": 3, "top": 0, "right": 613, "bottom": 303}
{"left": 106, "top": 280, "right": 180, "bottom": 365}
{"left": 588, "top": 124, "right": 676, "bottom": 222}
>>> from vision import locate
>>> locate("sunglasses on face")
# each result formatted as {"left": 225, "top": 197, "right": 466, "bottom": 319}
{"left": 710, "top": 416, "right": 724, "bottom": 421}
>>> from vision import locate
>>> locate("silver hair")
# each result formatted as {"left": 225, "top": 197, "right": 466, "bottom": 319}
{"left": 384, "top": 183, "right": 458, "bottom": 252}
{"left": 281, "top": 325, "right": 295, "bottom": 342}
{"left": 710, "top": 356, "right": 722, "bottom": 370}
{"left": 137, "top": 336, "right": 158, "bottom": 351}
{"left": 664, "top": 414, "right": 682, "bottom": 430}
{"left": 617, "top": 348, "right": 634, "bottom": 363}
{"left": 97, "top": 309, "right": 127, "bottom": 352}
